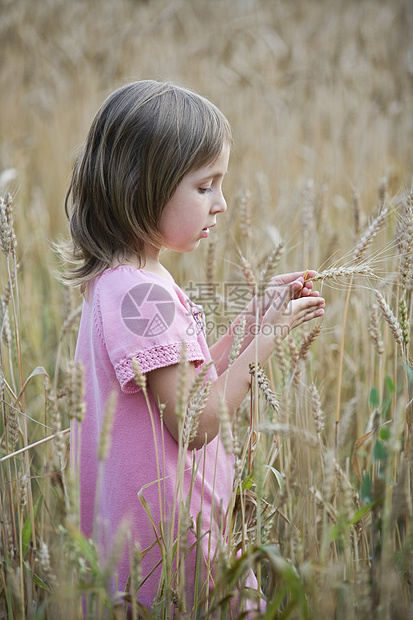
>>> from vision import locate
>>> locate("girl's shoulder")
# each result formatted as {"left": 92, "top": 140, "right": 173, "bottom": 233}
{"left": 97, "top": 266, "right": 176, "bottom": 292}
{"left": 89, "top": 266, "right": 207, "bottom": 389}
{"left": 94, "top": 266, "right": 189, "bottom": 312}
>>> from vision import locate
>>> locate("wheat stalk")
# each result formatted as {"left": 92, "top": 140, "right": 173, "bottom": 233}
{"left": 218, "top": 395, "right": 232, "bottom": 454}
{"left": 298, "top": 324, "right": 322, "bottom": 361}
{"left": 132, "top": 357, "right": 147, "bottom": 391}
{"left": 287, "top": 335, "right": 301, "bottom": 388}
{"left": 274, "top": 335, "right": 286, "bottom": 383}
{"left": 46, "top": 383, "right": 65, "bottom": 459}
{"left": 310, "top": 383, "right": 325, "bottom": 437}
{"left": 258, "top": 421, "right": 319, "bottom": 448}
{"left": 182, "top": 379, "right": 211, "bottom": 446}
{"left": 228, "top": 315, "right": 246, "bottom": 367}
{"left": 353, "top": 207, "right": 388, "bottom": 263}
{"left": 239, "top": 189, "right": 252, "bottom": 240}
{"left": 0, "top": 428, "right": 70, "bottom": 463}
{"left": 65, "top": 361, "right": 86, "bottom": 422}
{"left": 59, "top": 304, "right": 82, "bottom": 340}
{"left": 98, "top": 391, "right": 117, "bottom": 461}
{"left": 312, "top": 265, "right": 374, "bottom": 281}
{"left": 38, "top": 541, "right": 59, "bottom": 591}
{"left": 259, "top": 241, "right": 285, "bottom": 288}
{"left": 374, "top": 291, "right": 404, "bottom": 347}
{"left": 352, "top": 186, "right": 361, "bottom": 237}
{"left": 205, "top": 235, "right": 217, "bottom": 286}
{"left": 249, "top": 362, "right": 279, "bottom": 412}
{"left": 240, "top": 254, "right": 257, "bottom": 294}
{"left": 369, "top": 304, "right": 384, "bottom": 356}
{"left": 378, "top": 176, "right": 388, "bottom": 213}
{"left": 0, "top": 193, "right": 16, "bottom": 256}
{"left": 397, "top": 191, "right": 413, "bottom": 290}
{"left": 398, "top": 296, "right": 410, "bottom": 345}
{"left": 301, "top": 178, "right": 315, "bottom": 236}
{"left": 18, "top": 474, "right": 28, "bottom": 507}
{"left": 187, "top": 360, "right": 213, "bottom": 403}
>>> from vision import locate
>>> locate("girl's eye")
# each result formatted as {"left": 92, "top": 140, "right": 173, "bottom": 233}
{"left": 198, "top": 187, "right": 212, "bottom": 194}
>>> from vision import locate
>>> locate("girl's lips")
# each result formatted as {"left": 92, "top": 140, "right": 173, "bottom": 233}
{"left": 201, "top": 222, "right": 215, "bottom": 237}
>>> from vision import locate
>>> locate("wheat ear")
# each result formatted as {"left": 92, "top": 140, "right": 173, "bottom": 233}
{"left": 240, "top": 254, "right": 257, "bottom": 294}
{"left": 353, "top": 207, "right": 388, "bottom": 263}
{"left": 298, "top": 324, "right": 322, "bottom": 361}
{"left": 312, "top": 265, "right": 374, "bottom": 281}
{"left": 374, "top": 291, "right": 404, "bottom": 347}
{"left": 249, "top": 362, "right": 279, "bottom": 412}
{"left": 369, "top": 304, "right": 384, "bottom": 356}
{"left": 239, "top": 189, "right": 252, "bottom": 240}
{"left": 259, "top": 241, "right": 285, "bottom": 288}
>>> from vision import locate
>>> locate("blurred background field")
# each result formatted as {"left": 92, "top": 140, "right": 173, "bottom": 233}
{"left": 1, "top": 0, "right": 412, "bottom": 373}
{"left": 1, "top": 0, "right": 413, "bottom": 618}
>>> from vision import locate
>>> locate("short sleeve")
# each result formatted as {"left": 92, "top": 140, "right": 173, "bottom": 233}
{"left": 94, "top": 268, "right": 205, "bottom": 393}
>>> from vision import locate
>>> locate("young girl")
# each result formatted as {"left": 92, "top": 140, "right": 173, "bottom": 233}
{"left": 64, "top": 80, "right": 325, "bottom": 615}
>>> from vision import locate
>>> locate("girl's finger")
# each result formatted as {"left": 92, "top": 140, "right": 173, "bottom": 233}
{"left": 267, "top": 281, "right": 304, "bottom": 316}
{"left": 269, "top": 270, "right": 316, "bottom": 286}
{"left": 303, "top": 279, "right": 314, "bottom": 290}
{"left": 294, "top": 286, "right": 318, "bottom": 298}
{"left": 293, "top": 305, "right": 325, "bottom": 328}
{"left": 290, "top": 296, "right": 325, "bottom": 312}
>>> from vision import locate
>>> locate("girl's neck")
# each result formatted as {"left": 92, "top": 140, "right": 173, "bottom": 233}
{"left": 141, "top": 257, "right": 173, "bottom": 281}
{"left": 140, "top": 244, "right": 173, "bottom": 280}
{"left": 111, "top": 247, "right": 174, "bottom": 282}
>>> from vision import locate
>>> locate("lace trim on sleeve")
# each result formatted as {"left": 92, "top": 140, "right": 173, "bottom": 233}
{"left": 114, "top": 341, "right": 205, "bottom": 394}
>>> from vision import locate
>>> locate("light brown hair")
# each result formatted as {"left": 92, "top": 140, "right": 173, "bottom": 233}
{"left": 62, "top": 80, "right": 232, "bottom": 291}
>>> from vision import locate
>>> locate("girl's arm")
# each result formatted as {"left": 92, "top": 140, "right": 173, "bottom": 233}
{"left": 210, "top": 270, "right": 318, "bottom": 375}
{"left": 147, "top": 278, "right": 325, "bottom": 450}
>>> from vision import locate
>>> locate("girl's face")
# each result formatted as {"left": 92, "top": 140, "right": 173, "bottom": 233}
{"left": 158, "top": 142, "right": 230, "bottom": 253}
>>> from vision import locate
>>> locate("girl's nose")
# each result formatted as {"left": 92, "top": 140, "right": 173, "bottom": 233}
{"left": 212, "top": 191, "right": 227, "bottom": 214}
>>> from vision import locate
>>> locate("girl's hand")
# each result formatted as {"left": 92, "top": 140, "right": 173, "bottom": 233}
{"left": 147, "top": 277, "right": 324, "bottom": 450}
{"left": 261, "top": 279, "right": 325, "bottom": 338}
{"left": 267, "top": 270, "right": 317, "bottom": 297}
{"left": 247, "top": 270, "right": 318, "bottom": 320}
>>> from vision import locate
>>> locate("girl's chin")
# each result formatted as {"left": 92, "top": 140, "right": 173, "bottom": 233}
{"left": 166, "top": 240, "right": 201, "bottom": 253}
{"left": 188, "top": 240, "right": 201, "bottom": 252}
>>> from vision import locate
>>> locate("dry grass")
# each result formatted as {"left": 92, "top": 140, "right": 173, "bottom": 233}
{"left": 1, "top": 0, "right": 413, "bottom": 618}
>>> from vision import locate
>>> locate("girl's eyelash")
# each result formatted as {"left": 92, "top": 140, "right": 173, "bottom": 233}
{"left": 199, "top": 187, "right": 212, "bottom": 194}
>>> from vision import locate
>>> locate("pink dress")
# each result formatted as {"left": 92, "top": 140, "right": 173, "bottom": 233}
{"left": 72, "top": 266, "right": 235, "bottom": 612}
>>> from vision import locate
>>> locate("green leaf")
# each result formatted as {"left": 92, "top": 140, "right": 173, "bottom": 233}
{"left": 382, "top": 396, "right": 392, "bottom": 418}
{"left": 369, "top": 387, "right": 380, "bottom": 408}
{"left": 379, "top": 426, "right": 391, "bottom": 441}
{"left": 69, "top": 530, "right": 99, "bottom": 573}
{"left": 373, "top": 440, "right": 387, "bottom": 463}
{"left": 384, "top": 376, "right": 395, "bottom": 393}
{"left": 239, "top": 472, "right": 255, "bottom": 492}
{"left": 351, "top": 498, "right": 381, "bottom": 525}
{"left": 22, "top": 495, "right": 43, "bottom": 556}
{"left": 23, "top": 561, "right": 49, "bottom": 591}
{"left": 360, "top": 473, "right": 372, "bottom": 504}
{"left": 264, "top": 465, "right": 284, "bottom": 490}
{"left": 404, "top": 362, "right": 413, "bottom": 383}
{"left": 14, "top": 367, "right": 49, "bottom": 406}
{"left": 330, "top": 522, "right": 346, "bottom": 542}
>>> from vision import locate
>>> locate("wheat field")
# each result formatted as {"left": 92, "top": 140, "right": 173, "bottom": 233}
{"left": 1, "top": 0, "right": 413, "bottom": 618}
